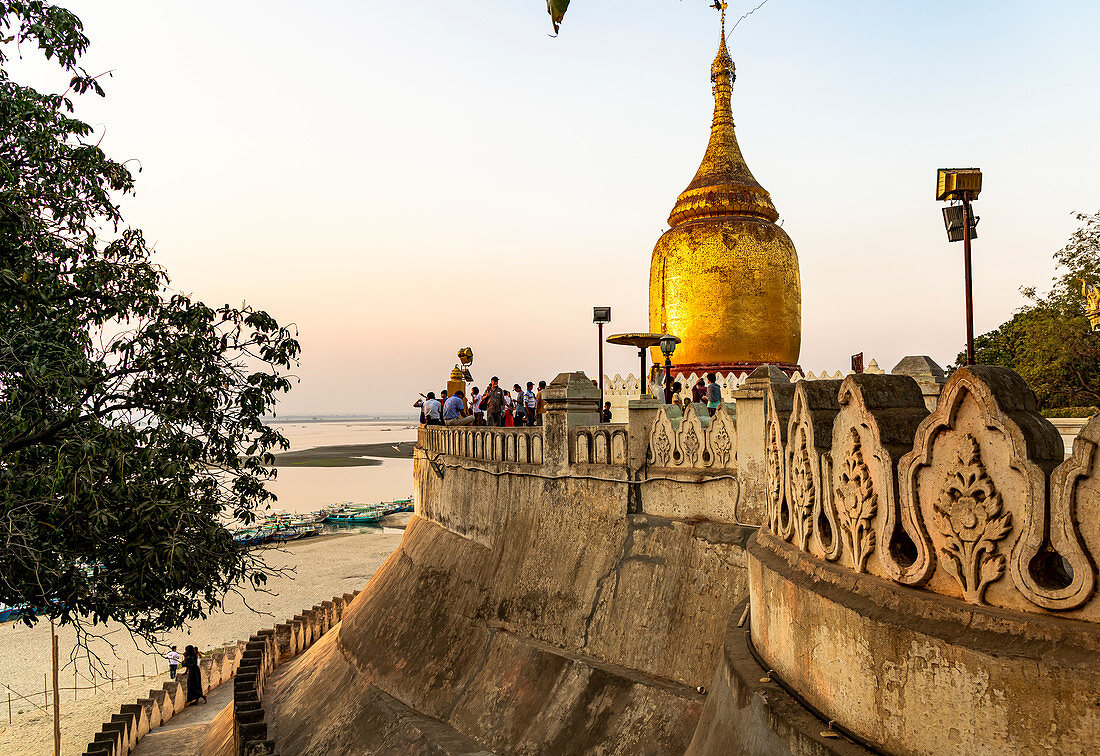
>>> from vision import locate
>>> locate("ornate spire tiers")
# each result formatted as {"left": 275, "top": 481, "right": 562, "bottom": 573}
{"left": 649, "top": 12, "right": 801, "bottom": 377}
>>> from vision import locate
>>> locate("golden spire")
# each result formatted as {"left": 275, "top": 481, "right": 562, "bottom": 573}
{"left": 666, "top": 7, "right": 779, "bottom": 227}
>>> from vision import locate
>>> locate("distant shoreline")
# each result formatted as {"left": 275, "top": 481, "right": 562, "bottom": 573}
{"left": 272, "top": 441, "right": 417, "bottom": 467}
{"left": 266, "top": 416, "right": 419, "bottom": 424}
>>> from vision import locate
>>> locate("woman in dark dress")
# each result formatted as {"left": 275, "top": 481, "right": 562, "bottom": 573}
{"left": 183, "top": 645, "right": 206, "bottom": 705}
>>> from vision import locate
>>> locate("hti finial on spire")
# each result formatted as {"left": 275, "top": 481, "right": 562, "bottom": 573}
{"left": 713, "top": 1, "right": 728, "bottom": 36}
{"left": 710, "top": 1, "right": 734, "bottom": 95}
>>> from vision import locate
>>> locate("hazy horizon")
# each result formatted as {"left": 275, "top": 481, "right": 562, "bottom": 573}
{"left": 12, "top": 1, "right": 1099, "bottom": 414}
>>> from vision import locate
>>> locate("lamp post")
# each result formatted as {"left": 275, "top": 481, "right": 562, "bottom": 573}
{"left": 937, "top": 168, "right": 982, "bottom": 365}
{"left": 593, "top": 307, "right": 611, "bottom": 419}
{"left": 659, "top": 334, "right": 680, "bottom": 404}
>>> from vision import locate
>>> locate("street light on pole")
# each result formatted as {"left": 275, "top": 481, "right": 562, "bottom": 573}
{"left": 659, "top": 334, "right": 680, "bottom": 404}
{"left": 593, "top": 307, "right": 611, "bottom": 420}
{"left": 937, "top": 168, "right": 982, "bottom": 365}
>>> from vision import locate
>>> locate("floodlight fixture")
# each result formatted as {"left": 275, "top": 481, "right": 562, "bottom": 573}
{"left": 943, "top": 205, "right": 979, "bottom": 243}
{"left": 936, "top": 168, "right": 982, "bottom": 202}
{"left": 593, "top": 306, "right": 612, "bottom": 324}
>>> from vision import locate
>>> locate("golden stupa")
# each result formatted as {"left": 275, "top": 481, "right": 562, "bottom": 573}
{"left": 649, "top": 17, "right": 801, "bottom": 373}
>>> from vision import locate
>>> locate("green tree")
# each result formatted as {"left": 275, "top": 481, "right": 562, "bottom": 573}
{"left": 0, "top": 2, "right": 300, "bottom": 642}
{"left": 958, "top": 211, "right": 1100, "bottom": 409}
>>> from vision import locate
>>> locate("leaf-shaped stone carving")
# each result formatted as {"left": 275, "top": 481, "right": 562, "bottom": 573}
{"left": 932, "top": 434, "right": 1012, "bottom": 604}
{"left": 835, "top": 428, "right": 878, "bottom": 572}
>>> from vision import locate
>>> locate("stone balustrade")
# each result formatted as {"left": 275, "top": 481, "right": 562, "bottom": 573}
{"left": 417, "top": 370, "right": 767, "bottom": 524}
{"left": 419, "top": 425, "right": 544, "bottom": 465}
{"left": 572, "top": 423, "right": 628, "bottom": 465}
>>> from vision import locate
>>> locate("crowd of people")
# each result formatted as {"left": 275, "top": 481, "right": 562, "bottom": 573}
{"left": 674, "top": 372, "right": 723, "bottom": 416}
{"left": 415, "top": 377, "right": 547, "bottom": 427}
{"left": 415, "top": 373, "right": 725, "bottom": 427}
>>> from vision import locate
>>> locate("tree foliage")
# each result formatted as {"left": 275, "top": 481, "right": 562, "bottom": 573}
{"left": 959, "top": 211, "right": 1100, "bottom": 408}
{"left": 0, "top": 1, "right": 300, "bottom": 640}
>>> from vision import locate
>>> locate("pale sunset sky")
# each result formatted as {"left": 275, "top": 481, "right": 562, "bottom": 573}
{"left": 17, "top": 1, "right": 1100, "bottom": 415}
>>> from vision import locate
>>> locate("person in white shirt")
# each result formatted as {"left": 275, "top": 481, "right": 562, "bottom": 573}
{"left": 416, "top": 392, "right": 443, "bottom": 425}
{"left": 165, "top": 646, "right": 181, "bottom": 679}
{"left": 469, "top": 387, "right": 484, "bottom": 425}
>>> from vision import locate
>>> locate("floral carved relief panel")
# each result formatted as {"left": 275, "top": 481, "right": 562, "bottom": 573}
{"left": 897, "top": 366, "right": 1069, "bottom": 610}
{"left": 832, "top": 375, "right": 928, "bottom": 582}
{"left": 835, "top": 428, "right": 878, "bottom": 573}
{"left": 932, "top": 434, "right": 1013, "bottom": 603}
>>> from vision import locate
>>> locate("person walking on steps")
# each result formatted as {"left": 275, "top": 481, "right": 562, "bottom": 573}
{"left": 183, "top": 645, "right": 207, "bottom": 705}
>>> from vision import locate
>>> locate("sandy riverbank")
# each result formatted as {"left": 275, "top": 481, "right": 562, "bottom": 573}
{"left": 272, "top": 440, "right": 416, "bottom": 467}
{"left": 0, "top": 530, "right": 403, "bottom": 755}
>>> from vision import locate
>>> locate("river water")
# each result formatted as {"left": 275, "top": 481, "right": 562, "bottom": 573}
{"left": 263, "top": 419, "right": 418, "bottom": 516}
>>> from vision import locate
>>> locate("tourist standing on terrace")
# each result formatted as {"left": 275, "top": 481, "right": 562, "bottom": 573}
{"left": 535, "top": 380, "right": 547, "bottom": 425}
{"left": 484, "top": 377, "right": 504, "bottom": 426}
{"left": 602, "top": 401, "right": 612, "bottom": 423}
{"left": 166, "top": 646, "right": 180, "bottom": 679}
{"left": 705, "top": 374, "right": 721, "bottom": 417}
{"left": 503, "top": 386, "right": 516, "bottom": 425}
{"left": 672, "top": 381, "right": 684, "bottom": 411}
{"left": 523, "top": 382, "right": 537, "bottom": 424}
{"left": 470, "top": 386, "right": 484, "bottom": 425}
{"left": 444, "top": 390, "right": 475, "bottom": 426}
{"left": 416, "top": 392, "right": 443, "bottom": 425}
{"left": 510, "top": 384, "right": 525, "bottom": 426}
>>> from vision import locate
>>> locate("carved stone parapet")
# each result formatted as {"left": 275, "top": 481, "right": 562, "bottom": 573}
{"left": 896, "top": 365, "right": 1077, "bottom": 612}
{"left": 760, "top": 364, "right": 1100, "bottom": 619}
{"left": 646, "top": 402, "right": 737, "bottom": 471}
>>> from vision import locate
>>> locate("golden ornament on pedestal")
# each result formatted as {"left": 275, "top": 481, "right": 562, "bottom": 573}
{"left": 448, "top": 347, "right": 475, "bottom": 397}
{"left": 649, "top": 18, "right": 801, "bottom": 374}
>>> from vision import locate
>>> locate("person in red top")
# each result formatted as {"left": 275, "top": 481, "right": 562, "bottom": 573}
{"left": 691, "top": 379, "right": 706, "bottom": 406}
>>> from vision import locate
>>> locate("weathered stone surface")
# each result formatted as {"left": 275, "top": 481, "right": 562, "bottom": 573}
{"left": 749, "top": 530, "right": 1100, "bottom": 756}
{"left": 687, "top": 602, "right": 873, "bottom": 756}
{"left": 268, "top": 512, "right": 719, "bottom": 754}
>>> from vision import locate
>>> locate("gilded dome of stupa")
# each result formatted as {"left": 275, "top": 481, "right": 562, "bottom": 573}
{"left": 649, "top": 21, "right": 801, "bottom": 373}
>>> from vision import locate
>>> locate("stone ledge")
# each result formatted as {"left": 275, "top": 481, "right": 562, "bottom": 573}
{"left": 687, "top": 600, "right": 873, "bottom": 756}
{"left": 751, "top": 530, "right": 1100, "bottom": 664}
{"left": 748, "top": 531, "right": 1100, "bottom": 755}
